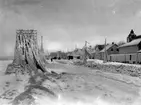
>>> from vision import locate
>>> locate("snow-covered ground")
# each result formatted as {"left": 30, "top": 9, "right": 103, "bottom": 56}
{"left": 0, "top": 60, "right": 30, "bottom": 105}
{"left": 87, "top": 59, "right": 141, "bottom": 67}
{"left": 0, "top": 60, "right": 141, "bottom": 105}
{"left": 45, "top": 60, "right": 141, "bottom": 105}
{"left": 73, "top": 59, "right": 141, "bottom": 77}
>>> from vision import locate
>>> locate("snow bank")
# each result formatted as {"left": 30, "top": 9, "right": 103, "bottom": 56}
{"left": 0, "top": 60, "right": 12, "bottom": 74}
{"left": 73, "top": 59, "right": 141, "bottom": 77}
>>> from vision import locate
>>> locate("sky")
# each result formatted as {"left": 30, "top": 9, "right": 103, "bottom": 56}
{"left": 0, "top": 0, "right": 141, "bottom": 56}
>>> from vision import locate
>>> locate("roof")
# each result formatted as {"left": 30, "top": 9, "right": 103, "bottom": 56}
{"left": 137, "top": 50, "right": 141, "bottom": 53}
{"left": 67, "top": 49, "right": 83, "bottom": 56}
{"left": 136, "top": 35, "right": 141, "bottom": 39}
{"left": 95, "top": 45, "right": 105, "bottom": 51}
{"left": 119, "top": 38, "right": 141, "bottom": 48}
{"left": 67, "top": 52, "right": 72, "bottom": 56}
{"left": 100, "top": 44, "right": 116, "bottom": 52}
{"left": 91, "top": 50, "right": 96, "bottom": 54}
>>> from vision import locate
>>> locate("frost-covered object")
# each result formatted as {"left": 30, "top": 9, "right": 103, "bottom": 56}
{"left": 5, "top": 29, "right": 48, "bottom": 75}
{"left": 3, "top": 30, "right": 58, "bottom": 105}
{"left": 74, "top": 59, "right": 141, "bottom": 77}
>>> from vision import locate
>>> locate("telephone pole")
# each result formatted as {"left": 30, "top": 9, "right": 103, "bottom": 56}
{"left": 41, "top": 36, "right": 44, "bottom": 53}
{"left": 83, "top": 41, "right": 90, "bottom": 64}
{"left": 103, "top": 38, "right": 107, "bottom": 63}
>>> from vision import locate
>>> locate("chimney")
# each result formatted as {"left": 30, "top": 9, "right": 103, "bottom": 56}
{"left": 112, "top": 42, "right": 114, "bottom": 44}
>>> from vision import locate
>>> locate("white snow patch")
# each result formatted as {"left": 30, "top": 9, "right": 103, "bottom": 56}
{"left": 32, "top": 94, "right": 135, "bottom": 105}
{"left": 87, "top": 59, "right": 141, "bottom": 67}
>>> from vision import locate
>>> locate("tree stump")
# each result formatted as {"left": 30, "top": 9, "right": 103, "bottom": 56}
{"left": 5, "top": 29, "right": 48, "bottom": 76}
{"left": 4, "top": 30, "right": 58, "bottom": 105}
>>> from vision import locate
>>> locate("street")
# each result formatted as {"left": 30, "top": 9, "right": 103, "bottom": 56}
{"left": 46, "top": 60, "right": 141, "bottom": 105}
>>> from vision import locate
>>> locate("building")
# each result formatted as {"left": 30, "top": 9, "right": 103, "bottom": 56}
{"left": 100, "top": 43, "right": 119, "bottom": 60}
{"left": 120, "top": 29, "right": 141, "bottom": 54}
{"left": 67, "top": 48, "right": 83, "bottom": 60}
{"left": 57, "top": 51, "right": 67, "bottom": 59}
{"left": 127, "top": 29, "right": 141, "bottom": 42}
{"left": 91, "top": 44, "right": 105, "bottom": 59}
{"left": 118, "top": 38, "right": 141, "bottom": 54}
{"left": 49, "top": 52, "right": 58, "bottom": 59}
{"left": 90, "top": 50, "right": 96, "bottom": 59}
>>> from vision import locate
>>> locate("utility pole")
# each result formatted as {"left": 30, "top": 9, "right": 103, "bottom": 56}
{"left": 83, "top": 41, "right": 89, "bottom": 64}
{"left": 41, "top": 36, "right": 44, "bottom": 53}
{"left": 103, "top": 38, "right": 107, "bottom": 63}
{"left": 85, "top": 41, "right": 90, "bottom": 47}
{"left": 75, "top": 44, "right": 77, "bottom": 50}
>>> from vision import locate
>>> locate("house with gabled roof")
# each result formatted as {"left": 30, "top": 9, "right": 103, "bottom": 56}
{"left": 118, "top": 38, "right": 141, "bottom": 54}
{"left": 119, "top": 30, "right": 141, "bottom": 54}
{"left": 90, "top": 44, "right": 105, "bottom": 59}
{"left": 67, "top": 48, "right": 84, "bottom": 60}
{"left": 100, "top": 42, "right": 119, "bottom": 60}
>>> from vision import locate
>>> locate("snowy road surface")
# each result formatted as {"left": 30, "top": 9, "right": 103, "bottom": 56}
{"left": 46, "top": 61, "right": 141, "bottom": 105}
{"left": 46, "top": 61, "right": 94, "bottom": 74}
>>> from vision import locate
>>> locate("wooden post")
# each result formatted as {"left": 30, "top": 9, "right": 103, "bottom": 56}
{"left": 41, "top": 36, "right": 44, "bottom": 53}
{"left": 83, "top": 41, "right": 87, "bottom": 64}
{"left": 103, "top": 38, "right": 107, "bottom": 63}
{"left": 83, "top": 41, "right": 91, "bottom": 64}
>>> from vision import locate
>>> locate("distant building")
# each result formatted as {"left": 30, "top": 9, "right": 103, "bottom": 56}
{"left": 49, "top": 51, "right": 67, "bottom": 59}
{"left": 91, "top": 44, "right": 105, "bottom": 59}
{"left": 119, "top": 29, "right": 141, "bottom": 54}
{"left": 127, "top": 29, "right": 141, "bottom": 42}
{"left": 57, "top": 51, "right": 67, "bottom": 59}
{"left": 86, "top": 46, "right": 95, "bottom": 59}
{"left": 49, "top": 52, "right": 58, "bottom": 59}
{"left": 67, "top": 48, "right": 83, "bottom": 60}
{"left": 67, "top": 52, "right": 74, "bottom": 60}
{"left": 118, "top": 38, "right": 141, "bottom": 54}
{"left": 100, "top": 43, "right": 119, "bottom": 60}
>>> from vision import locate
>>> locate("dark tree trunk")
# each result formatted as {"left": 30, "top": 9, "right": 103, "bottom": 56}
{"left": 5, "top": 29, "right": 48, "bottom": 75}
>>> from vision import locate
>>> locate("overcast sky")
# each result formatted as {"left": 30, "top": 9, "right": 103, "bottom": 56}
{"left": 0, "top": 0, "right": 141, "bottom": 56}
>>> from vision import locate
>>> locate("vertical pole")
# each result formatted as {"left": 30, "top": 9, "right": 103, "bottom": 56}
{"left": 104, "top": 38, "right": 107, "bottom": 63}
{"left": 75, "top": 44, "right": 77, "bottom": 50}
{"left": 83, "top": 41, "right": 87, "bottom": 64}
{"left": 41, "top": 36, "right": 44, "bottom": 53}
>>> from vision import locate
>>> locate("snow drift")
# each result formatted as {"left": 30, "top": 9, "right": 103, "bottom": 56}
{"left": 73, "top": 59, "right": 141, "bottom": 77}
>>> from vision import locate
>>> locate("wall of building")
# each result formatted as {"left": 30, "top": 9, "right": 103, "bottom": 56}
{"left": 119, "top": 45, "right": 138, "bottom": 54}
{"left": 107, "top": 45, "right": 119, "bottom": 55}
{"left": 100, "top": 44, "right": 119, "bottom": 60}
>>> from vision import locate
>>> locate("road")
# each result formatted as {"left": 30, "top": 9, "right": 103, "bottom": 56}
{"left": 46, "top": 60, "right": 141, "bottom": 105}
{"left": 46, "top": 61, "right": 93, "bottom": 74}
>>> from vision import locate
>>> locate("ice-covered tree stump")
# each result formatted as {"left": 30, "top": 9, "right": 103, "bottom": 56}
{"left": 5, "top": 29, "right": 48, "bottom": 76}
{"left": 4, "top": 30, "right": 59, "bottom": 105}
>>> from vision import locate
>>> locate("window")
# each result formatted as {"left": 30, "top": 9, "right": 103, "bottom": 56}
{"left": 117, "top": 49, "right": 119, "bottom": 51}
{"left": 110, "top": 56, "right": 111, "bottom": 61}
{"left": 111, "top": 48, "right": 113, "bottom": 51}
{"left": 130, "top": 55, "right": 132, "bottom": 60}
